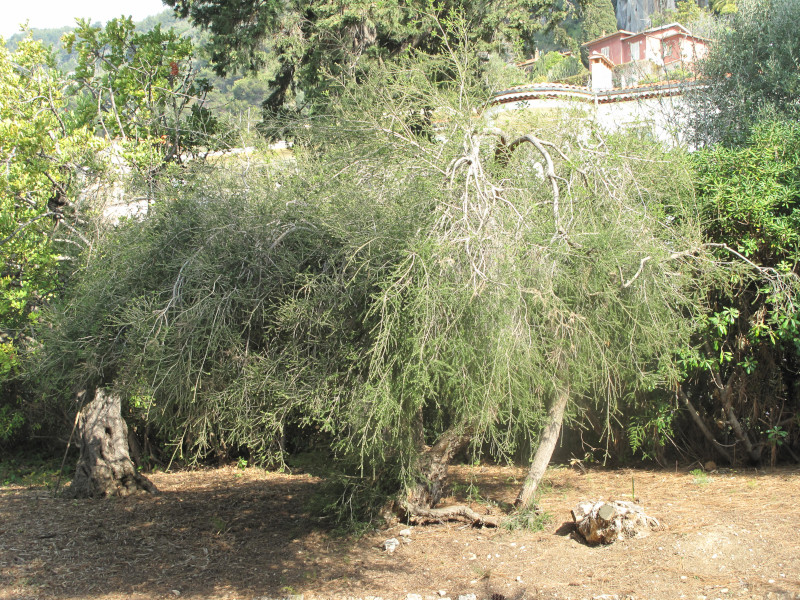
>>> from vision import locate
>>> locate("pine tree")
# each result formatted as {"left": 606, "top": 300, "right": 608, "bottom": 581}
{"left": 582, "top": 0, "right": 619, "bottom": 43}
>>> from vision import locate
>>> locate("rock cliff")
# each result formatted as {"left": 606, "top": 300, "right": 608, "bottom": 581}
{"left": 615, "top": 0, "right": 710, "bottom": 32}
{"left": 616, "top": 0, "right": 675, "bottom": 31}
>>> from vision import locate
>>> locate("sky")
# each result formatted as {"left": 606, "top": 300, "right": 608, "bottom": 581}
{"left": 2, "top": 0, "right": 168, "bottom": 38}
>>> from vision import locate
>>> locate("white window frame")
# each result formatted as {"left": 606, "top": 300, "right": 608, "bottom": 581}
{"left": 629, "top": 41, "right": 640, "bottom": 60}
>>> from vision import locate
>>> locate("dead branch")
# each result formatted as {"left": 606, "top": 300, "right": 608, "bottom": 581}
{"left": 505, "top": 134, "right": 561, "bottom": 232}
{"left": 400, "top": 500, "right": 499, "bottom": 527}
{"left": 623, "top": 256, "right": 652, "bottom": 288}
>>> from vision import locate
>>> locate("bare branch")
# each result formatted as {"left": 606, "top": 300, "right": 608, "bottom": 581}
{"left": 623, "top": 256, "right": 652, "bottom": 288}
{"left": 505, "top": 134, "right": 561, "bottom": 232}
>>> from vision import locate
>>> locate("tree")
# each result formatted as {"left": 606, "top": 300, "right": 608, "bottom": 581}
{"left": 0, "top": 35, "right": 98, "bottom": 444}
{"left": 579, "top": 0, "right": 618, "bottom": 66}
{"left": 37, "top": 41, "right": 719, "bottom": 520}
{"left": 677, "top": 0, "right": 800, "bottom": 466}
{"left": 690, "top": 0, "right": 800, "bottom": 147}
{"left": 710, "top": 0, "right": 737, "bottom": 13}
{"left": 680, "top": 120, "right": 800, "bottom": 465}
{"left": 64, "top": 17, "right": 222, "bottom": 164}
{"left": 581, "top": 0, "right": 618, "bottom": 43}
{"left": 651, "top": 0, "right": 712, "bottom": 31}
{"left": 163, "top": 0, "right": 574, "bottom": 116}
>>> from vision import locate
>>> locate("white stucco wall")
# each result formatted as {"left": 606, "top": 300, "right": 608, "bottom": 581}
{"left": 488, "top": 88, "right": 692, "bottom": 147}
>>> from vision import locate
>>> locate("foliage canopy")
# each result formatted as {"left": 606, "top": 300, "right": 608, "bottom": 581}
{"left": 35, "top": 42, "right": 720, "bottom": 515}
{"left": 163, "top": 0, "right": 574, "bottom": 114}
{"left": 692, "top": 0, "right": 800, "bottom": 147}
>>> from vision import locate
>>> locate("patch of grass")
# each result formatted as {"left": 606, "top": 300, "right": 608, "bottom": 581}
{"left": 502, "top": 508, "right": 553, "bottom": 531}
{"left": 451, "top": 480, "right": 484, "bottom": 503}
{"left": 210, "top": 515, "right": 227, "bottom": 534}
{"left": 0, "top": 452, "right": 62, "bottom": 488}
{"left": 690, "top": 468, "right": 709, "bottom": 485}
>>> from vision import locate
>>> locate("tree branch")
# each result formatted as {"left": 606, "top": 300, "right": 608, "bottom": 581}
{"left": 676, "top": 385, "right": 734, "bottom": 463}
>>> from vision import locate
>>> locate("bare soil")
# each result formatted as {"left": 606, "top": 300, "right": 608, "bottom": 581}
{"left": 1, "top": 463, "right": 799, "bottom": 600}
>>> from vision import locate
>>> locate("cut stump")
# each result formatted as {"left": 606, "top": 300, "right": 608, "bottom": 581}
{"left": 65, "top": 388, "right": 158, "bottom": 499}
{"left": 572, "top": 499, "right": 661, "bottom": 545}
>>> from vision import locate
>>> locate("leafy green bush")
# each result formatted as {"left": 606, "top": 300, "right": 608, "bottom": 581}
{"left": 0, "top": 35, "right": 101, "bottom": 447}
{"left": 679, "top": 119, "right": 800, "bottom": 464}
{"left": 691, "top": 0, "right": 800, "bottom": 147}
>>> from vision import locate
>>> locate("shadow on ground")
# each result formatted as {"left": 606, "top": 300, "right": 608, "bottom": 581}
{"left": 0, "top": 469, "right": 413, "bottom": 599}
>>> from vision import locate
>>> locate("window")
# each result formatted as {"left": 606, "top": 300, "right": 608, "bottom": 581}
{"left": 630, "top": 41, "right": 640, "bottom": 60}
{"left": 601, "top": 46, "right": 610, "bottom": 58}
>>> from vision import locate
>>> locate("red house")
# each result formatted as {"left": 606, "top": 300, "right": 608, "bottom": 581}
{"left": 582, "top": 23, "right": 710, "bottom": 70}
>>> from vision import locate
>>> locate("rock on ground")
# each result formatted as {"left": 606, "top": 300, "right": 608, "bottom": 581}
{"left": 572, "top": 499, "right": 661, "bottom": 545}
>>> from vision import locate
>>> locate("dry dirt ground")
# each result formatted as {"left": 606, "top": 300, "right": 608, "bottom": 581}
{"left": 1, "top": 463, "right": 799, "bottom": 600}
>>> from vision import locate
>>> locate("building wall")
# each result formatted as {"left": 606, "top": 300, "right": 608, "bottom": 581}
{"left": 488, "top": 89, "right": 692, "bottom": 147}
{"left": 587, "top": 35, "right": 627, "bottom": 65}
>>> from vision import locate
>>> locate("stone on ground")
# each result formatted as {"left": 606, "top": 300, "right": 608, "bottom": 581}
{"left": 572, "top": 499, "right": 661, "bottom": 545}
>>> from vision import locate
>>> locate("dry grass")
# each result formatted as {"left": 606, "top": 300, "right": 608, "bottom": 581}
{"left": 1, "top": 464, "right": 799, "bottom": 600}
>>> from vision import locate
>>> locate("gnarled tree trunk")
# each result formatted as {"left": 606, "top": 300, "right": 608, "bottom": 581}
{"left": 401, "top": 425, "right": 498, "bottom": 526}
{"left": 66, "top": 388, "right": 158, "bottom": 498}
{"left": 407, "top": 426, "right": 472, "bottom": 508}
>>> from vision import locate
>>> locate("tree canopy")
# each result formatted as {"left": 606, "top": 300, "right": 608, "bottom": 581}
{"left": 691, "top": 0, "right": 800, "bottom": 147}
{"left": 163, "top": 0, "right": 574, "bottom": 113}
{"left": 34, "top": 39, "right": 725, "bottom": 517}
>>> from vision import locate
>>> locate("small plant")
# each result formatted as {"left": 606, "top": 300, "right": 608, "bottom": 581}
{"left": 690, "top": 468, "right": 709, "bottom": 485}
{"left": 502, "top": 508, "right": 552, "bottom": 531}
{"left": 766, "top": 426, "right": 788, "bottom": 467}
{"left": 236, "top": 457, "right": 248, "bottom": 470}
{"left": 210, "top": 515, "right": 227, "bottom": 534}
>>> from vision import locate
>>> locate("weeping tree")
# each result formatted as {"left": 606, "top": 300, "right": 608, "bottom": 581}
{"left": 333, "top": 102, "right": 719, "bottom": 516}
{"left": 36, "top": 43, "right": 719, "bottom": 515}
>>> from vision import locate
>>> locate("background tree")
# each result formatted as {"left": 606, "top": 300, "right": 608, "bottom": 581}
{"left": 162, "top": 0, "right": 574, "bottom": 117}
{"left": 581, "top": 0, "right": 618, "bottom": 42}
{"left": 651, "top": 0, "right": 713, "bottom": 33}
{"left": 0, "top": 35, "right": 99, "bottom": 445}
{"left": 690, "top": 0, "right": 800, "bottom": 147}
{"left": 709, "top": 0, "right": 737, "bottom": 13}
{"left": 64, "top": 17, "right": 223, "bottom": 164}
{"left": 578, "top": 0, "right": 618, "bottom": 66}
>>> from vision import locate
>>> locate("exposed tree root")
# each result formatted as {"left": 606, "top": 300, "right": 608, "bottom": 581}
{"left": 400, "top": 500, "right": 500, "bottom": 527}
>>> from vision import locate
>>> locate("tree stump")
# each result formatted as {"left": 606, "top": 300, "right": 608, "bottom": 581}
{"left": 65, "top": 389, "right": 158, "bottom": 498}
{"left": 571, "top": 499, "right": 661, "bottom": 545}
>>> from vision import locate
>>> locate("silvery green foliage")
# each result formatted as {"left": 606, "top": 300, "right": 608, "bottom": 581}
{"left": 38, "top": 48, "right": 715, "bottom": 512}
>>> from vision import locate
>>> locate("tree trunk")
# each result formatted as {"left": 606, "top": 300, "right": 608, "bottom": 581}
{"left": 65, "top": 388, "right": 158, "bottom": 499}
{"left": 677, "top": 385, "right": 734, "bottom": 464}
{"left": 701, "top": 345, "right": 763, "bottom": 465}
{"left": 516, "top": 386, "right": 570, "bottom": 509}
{"left": 407, "top": 426, "right": 472, "bottom": 508}
{"left": 398, "top": 426, "right": 499, "bottom": 527}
